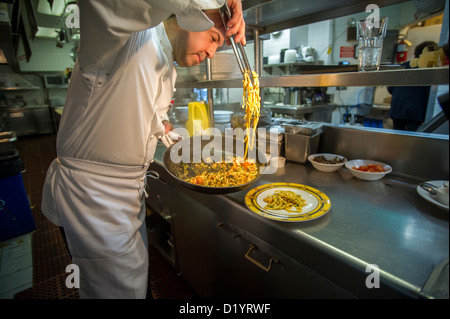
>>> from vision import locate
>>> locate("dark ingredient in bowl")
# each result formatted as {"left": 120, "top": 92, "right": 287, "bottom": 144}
{"left": 313, "top": 155, "right": 345, "bottom": 164}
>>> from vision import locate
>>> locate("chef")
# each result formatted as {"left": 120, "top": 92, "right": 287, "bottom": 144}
{"left": 41, "top": 0, "right": 246, "bottom": 298}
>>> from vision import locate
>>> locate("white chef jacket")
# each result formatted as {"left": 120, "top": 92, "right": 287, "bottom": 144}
{"left": 41, "top": 0, "right": 225, "bottom": 299}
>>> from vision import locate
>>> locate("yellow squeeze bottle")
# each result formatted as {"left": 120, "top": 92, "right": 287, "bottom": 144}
{"left": 185, "top": 101, "right": 210, "bottom": 136}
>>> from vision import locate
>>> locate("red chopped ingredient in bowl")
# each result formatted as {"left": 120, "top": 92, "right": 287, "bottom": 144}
{"left": 352, "top": 164, "right": 386, "bottom": 172}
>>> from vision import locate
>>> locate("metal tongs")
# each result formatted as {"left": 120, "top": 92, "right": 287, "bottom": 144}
{"left": 219, "top": 2, "right": 255, "bottom": 86}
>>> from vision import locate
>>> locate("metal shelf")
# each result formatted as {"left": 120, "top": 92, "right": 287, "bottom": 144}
{"left": 0, "top": 86, "right": 40, "bottom": 90}
{"left": 1, "top": 104, "right": 49, "bottom": 110}
{"left": 243, "top": 0, "right": 409, "bottom": 35}
{"left": 175, "top": 67, "right": 449, "bottom": 88}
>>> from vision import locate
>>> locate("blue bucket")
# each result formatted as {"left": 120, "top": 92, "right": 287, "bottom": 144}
{"left": 0, "top": 173, "right": 35, "bottom": 241}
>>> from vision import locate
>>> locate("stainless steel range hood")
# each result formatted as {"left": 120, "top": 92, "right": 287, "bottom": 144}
{"left": 243, "top": 0, "right": 410, "bottom": 33}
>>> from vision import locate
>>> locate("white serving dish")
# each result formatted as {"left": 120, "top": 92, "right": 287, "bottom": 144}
{"left": 308, "top": 153, "right": 347, "bottom": 172}
{"left": 345, "top": 159, "right": 392, "bottom": 181}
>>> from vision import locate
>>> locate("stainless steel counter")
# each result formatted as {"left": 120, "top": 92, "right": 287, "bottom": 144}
{"left": 229, "top": 162, "right": 448, "bottom": 297}
{"left": 151, "top": 134, "right": 449, "bottom": 298}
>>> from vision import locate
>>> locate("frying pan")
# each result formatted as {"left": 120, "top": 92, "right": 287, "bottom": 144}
{"left": 162, "top": 135, "right": 268, "bottom": 194}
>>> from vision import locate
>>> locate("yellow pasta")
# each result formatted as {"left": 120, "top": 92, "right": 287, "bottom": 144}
{"left": 263, "top": 190, "right": 307, "bottom": 213}
{"left": 242, "top": 69, "right": 261, "bottom": 158}
{"left": 181, "top": 157, "right": 259, "bottom": 187}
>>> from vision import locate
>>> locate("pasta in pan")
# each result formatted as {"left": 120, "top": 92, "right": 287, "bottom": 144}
{"left": 263, "top": 190, "right": 307, "bottom": 213}
{"left": 179, "top": 157, "right": 259, "bottom": 187}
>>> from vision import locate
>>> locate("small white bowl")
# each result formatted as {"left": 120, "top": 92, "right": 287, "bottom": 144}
{"left": 270, "top": 156, "right": 286, "bottom": 168}
{"left": 308, "top": 153, "right": 347, "bottom": 172}
{"left": 345, "top": 159, "right": 392, "bottom": 181}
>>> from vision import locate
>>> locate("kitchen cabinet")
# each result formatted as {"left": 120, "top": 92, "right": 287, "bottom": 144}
{"left": 243, "top": 232, "right": 353, "bottom": 298}
{"left": 169, "top": 186, "right": 221, "bottom": 297}
{"left": 167, "top": 184, "right": 249, "bottom": 298}
{"left": 145, "top": 162, "right": 177, "bottom": 268}
{"left": 213, "top": 220, "right": 248, "bottom": 298}
{"left": 165, "top": 179, "right": 354, "bottom": 298}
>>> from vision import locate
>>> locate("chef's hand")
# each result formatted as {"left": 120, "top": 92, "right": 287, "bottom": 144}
{"left": 163, "top": 120, "right": 174, "bottom": 134}
{"left": 205, "top": 0, "right": 246, "bottom": 46}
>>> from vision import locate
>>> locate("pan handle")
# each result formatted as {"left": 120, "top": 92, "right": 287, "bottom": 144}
{"left": 146, "top": 171, "right": 160, "bottom": 180}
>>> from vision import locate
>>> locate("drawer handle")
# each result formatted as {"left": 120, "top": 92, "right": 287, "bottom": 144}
{"left": 216, "top": 222, "right": 240, "bottom": 239}
{"left": 245, "top": 243, "right": 279, "bottom": 272}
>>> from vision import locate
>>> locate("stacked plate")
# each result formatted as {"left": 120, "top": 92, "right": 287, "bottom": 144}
{"left": 214, "top": 110, "right": 233, "bottom": 124}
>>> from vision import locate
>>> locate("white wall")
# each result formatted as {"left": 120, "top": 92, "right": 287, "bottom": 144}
{"left": 263, "top": 30, "right": 291, "bottom": 59}
{"left": 307, "top": 21, "right": 332, "bottom": 64}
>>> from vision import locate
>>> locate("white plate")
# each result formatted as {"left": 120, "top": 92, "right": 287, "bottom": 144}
{"left": 416, "top": 180, "right": 449, "bottom": 211}
{"left": 245, "top": 183, "right": 331, "bottom": 222}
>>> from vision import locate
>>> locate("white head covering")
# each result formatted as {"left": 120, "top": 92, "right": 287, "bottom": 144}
{"left": 176, "top": 0, "right": 225, "bottom": 32}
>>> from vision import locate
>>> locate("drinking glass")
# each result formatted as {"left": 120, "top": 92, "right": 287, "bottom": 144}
{"left": 357, "top": 17, "right": 389, "bottom": 71}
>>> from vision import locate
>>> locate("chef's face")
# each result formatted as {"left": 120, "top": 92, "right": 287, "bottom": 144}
{"left": 172, "top": 27, "right": 224, "bottom": 67}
